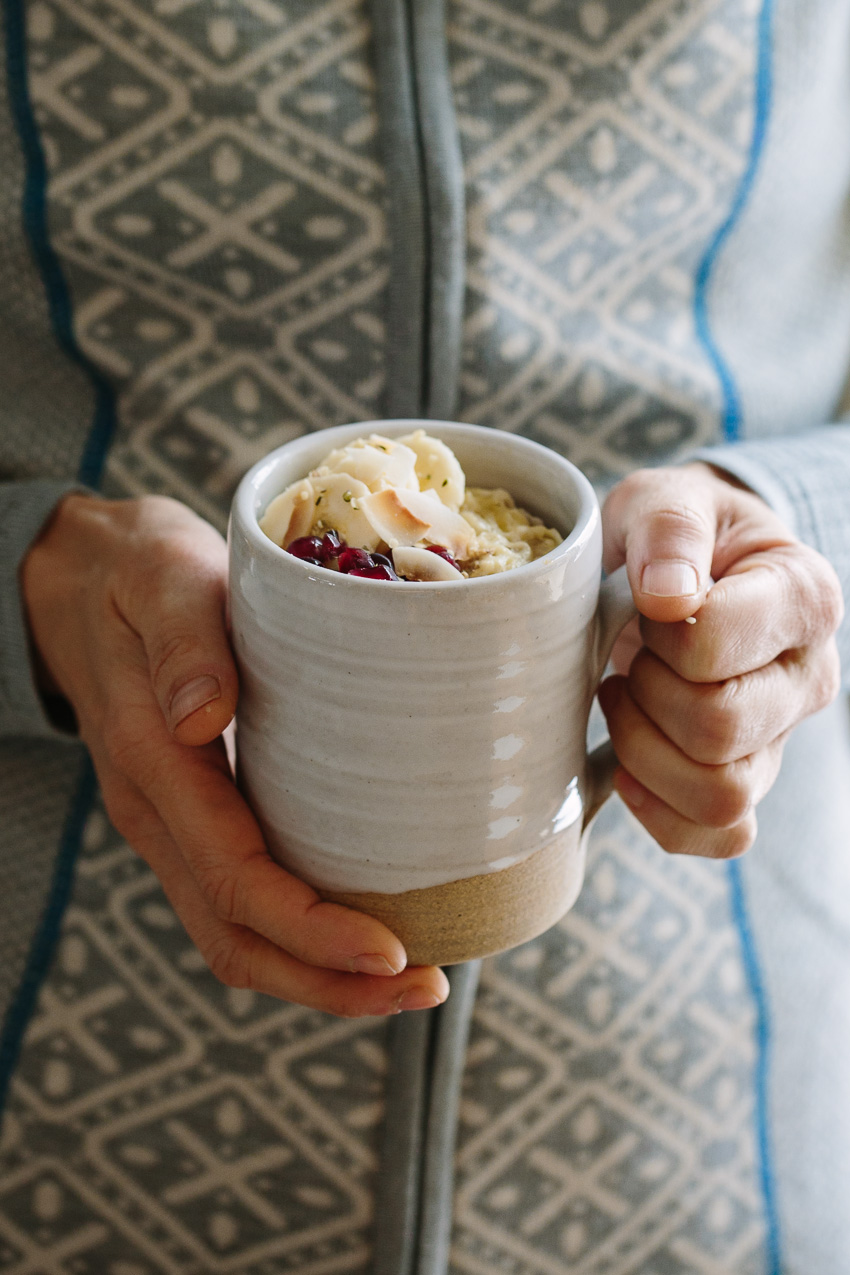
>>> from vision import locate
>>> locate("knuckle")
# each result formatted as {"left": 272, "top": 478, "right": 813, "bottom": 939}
{"left": 645, "top": 501, "right": 713, "bottom": 544}
{"left": 816, "top": 567, "right": 845, "bottom": 636}
{"left": 812, "top": 642, "right": 842, "bottom": 713}
{"left": 206, "top": 871, "right": 243, "bottom": 925}
{"left": 150, "top": 629, "right": 207, "bottom": 690}
{"left": 656, "top": 826, "right": 699, "bottom": 857}
{"left": 136, "top": 531, "right": 183, "bottom": 580}
{"left": 692, "top": 646, "right": 729, "bottom": 686}
{"left": 136, "top": 526, "right": 220, "bottom": 597}
{"left": 324, "top": 991, "right": 379, "bottom": 1019}
{"left": 790, "top": 548, "right": 845, "bottom": 638}
{"left": 660, "top": 811, "right": 757, "bottom": 859}
{"left": 680, "top": 614, "right": 733, "bottom": 683}
{"left": 205, "top": 935, "right": 250, "bottom": 989}
{"left": 700, "top": 761, "right": 754, "bottom": 829}
{"left": 713, "top": 813, "right": 758, "bottom": 860}
{"left": 644, "top": 617, "right": 725, "bottom": 684}
{"left": 692, "top": 681, "right": 746, "bottom": 763}
{"left": 137, "top": 492, "right": 182, "bottom": 520}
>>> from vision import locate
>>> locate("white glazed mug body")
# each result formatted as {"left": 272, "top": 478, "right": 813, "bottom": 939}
{"left": 229, "top": 422, "right": 630, "bottom": 962}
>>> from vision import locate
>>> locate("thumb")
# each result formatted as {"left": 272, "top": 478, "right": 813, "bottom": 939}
{"left": 125, "top": 545, "right": 239, "bottom": 746}
{"left": 602, "top": 467, "right": 717, "bottom": 623}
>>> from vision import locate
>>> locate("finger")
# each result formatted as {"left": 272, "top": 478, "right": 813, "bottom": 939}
{"left": 641, "top": 543, "right": 845, "bottom": 683}
{"left": 627, "top": 642, "right": 841, "bottom": 764}
{"left": 598, "top": 676, "right": 786, "bottom": 827}
{"left": 108, "top": 715, "right": 414, "bottom": 975}
{"left": 602, "top": 466, "right": 717, "bottom": 622}
{"left": 93, "top": 619, "right": 416, "bottom": 979}
{"left": 613, "top": 767, "right": 758, "bottom": 860}
{"left": 114, "top": 518, "right": 238, "bottom": 746}
{"left": 147, "top": 824, "right": 449, "bottom": 1016}
{"left": 99, "top": 771, "right": 448, "bottom": 1016}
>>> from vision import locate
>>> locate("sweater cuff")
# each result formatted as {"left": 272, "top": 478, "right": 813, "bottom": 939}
{"left": 690, "top": 425, "right": 850, "bottom": 683}
{"left": 0, "top": 479, "right": 89, "bottom": 739}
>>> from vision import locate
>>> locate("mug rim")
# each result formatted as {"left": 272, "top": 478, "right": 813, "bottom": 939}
{"left": 231, "top": 419, "right": 600, "bottom": 590}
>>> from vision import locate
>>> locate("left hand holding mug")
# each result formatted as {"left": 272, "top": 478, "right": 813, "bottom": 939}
{"left": 22, "top": 493, "right": 449, "bottom": 1017}
{"left": 598, "top": 462, "right": 844, "bottom": 859}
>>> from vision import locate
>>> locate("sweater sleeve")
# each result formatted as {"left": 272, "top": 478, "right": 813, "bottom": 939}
{"left": 0, "top": 478, "right": 89, "bottom": 740}
{"left": 692, "top": 424, "right": 850, "bottom": 685}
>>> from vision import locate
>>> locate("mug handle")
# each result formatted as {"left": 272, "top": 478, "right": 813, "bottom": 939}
{"left": 582, "top": 564, "right": 638, "bottom": 828}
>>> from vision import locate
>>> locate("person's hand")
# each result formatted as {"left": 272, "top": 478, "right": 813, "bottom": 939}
{"left": 598, "top": 463, "right": 844, "bottom": 858}
{"left": 22, "top": 493, "right": 448, "bottom": 1016}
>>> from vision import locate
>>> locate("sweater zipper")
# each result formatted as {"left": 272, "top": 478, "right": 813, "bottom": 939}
{"left": 369, "top": 0, "right": 466, "bottom": 420}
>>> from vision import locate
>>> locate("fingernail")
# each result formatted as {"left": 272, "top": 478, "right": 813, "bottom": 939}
{"left": 351, "top": 953, "right": 401, "bottom": 977}
{"left": 169, "top": 675, "right": 221, "bottom": 729}
{"left": 394, "top": 988, "right": 443, "bottom": 1013}
{"left": 641, "top": 560, "right": 699, "bottom": 597}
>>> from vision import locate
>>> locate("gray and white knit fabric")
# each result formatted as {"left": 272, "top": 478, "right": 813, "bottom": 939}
{"left": 0, "top": 789, "right": 772, "bottom": 1274}
{"left": 1, "top": 1, "right": 850, "bottom": 1272}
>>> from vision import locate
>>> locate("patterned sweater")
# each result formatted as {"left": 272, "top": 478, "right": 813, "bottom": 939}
{"left": 2, "top": 1, "right": 850, "bottom": 1271}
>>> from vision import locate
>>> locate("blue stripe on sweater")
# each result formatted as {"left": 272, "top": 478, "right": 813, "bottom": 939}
{"left": 0, "top": 0, "right": 115, "bottom": 1115}
{"left": 693, "top": 1, "right": 782, "bottom": 1270}
{"left": 0, "top": 759, "right": 96, "bottom": 1116}
{"left": 3, "top": 0, "right": 117, "bottom": 487}
{"left": 694, "top": 0, "right": 774, "bottom": 445}
{"left": 729, "top": 860, "right": 782, "bottom": 1273}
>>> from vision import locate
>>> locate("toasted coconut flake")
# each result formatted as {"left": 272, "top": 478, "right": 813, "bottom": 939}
{"left": 398, "top": 428, "right": 465, "bottom": 510}
{"left": 259, "top": 478, "right": 315, "bottom": 548}
{"left": 360, "top": 488, "right": 432, "bottom": 546}
{"left": 313, "top": 473, "right": 382, "bottom": 549}
{"left": 311, "top": 434, "right": 418, "bottom": 493}
{"left": 399, "top": 488, "right": 475, "bottom": 558}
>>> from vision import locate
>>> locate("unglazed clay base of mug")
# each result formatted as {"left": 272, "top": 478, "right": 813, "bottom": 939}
{"left": 319, "top": 825, "right": 586, "bottom": 967}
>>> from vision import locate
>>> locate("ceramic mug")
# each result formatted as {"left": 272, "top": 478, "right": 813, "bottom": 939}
{"left": 229, "top": 421, "right": 635, "bottom": 966}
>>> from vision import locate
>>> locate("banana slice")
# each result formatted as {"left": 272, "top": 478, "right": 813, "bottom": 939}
{"left": 361, "top": 486, "right": 474, "bottom": 558}
{"left": 312, "top": 434, "right": 418, "bottom": 493}
{"left": 259, "top": 478, "right": 315, "bottom": 548}
{"left": 312, "top": 473, "right": 382, "bottom": 549}
{"left": 397, "top": 429, "right": 465, "bottom": 511}
{"left": 393, "top": 546, "right": 464, "bottom": 581}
